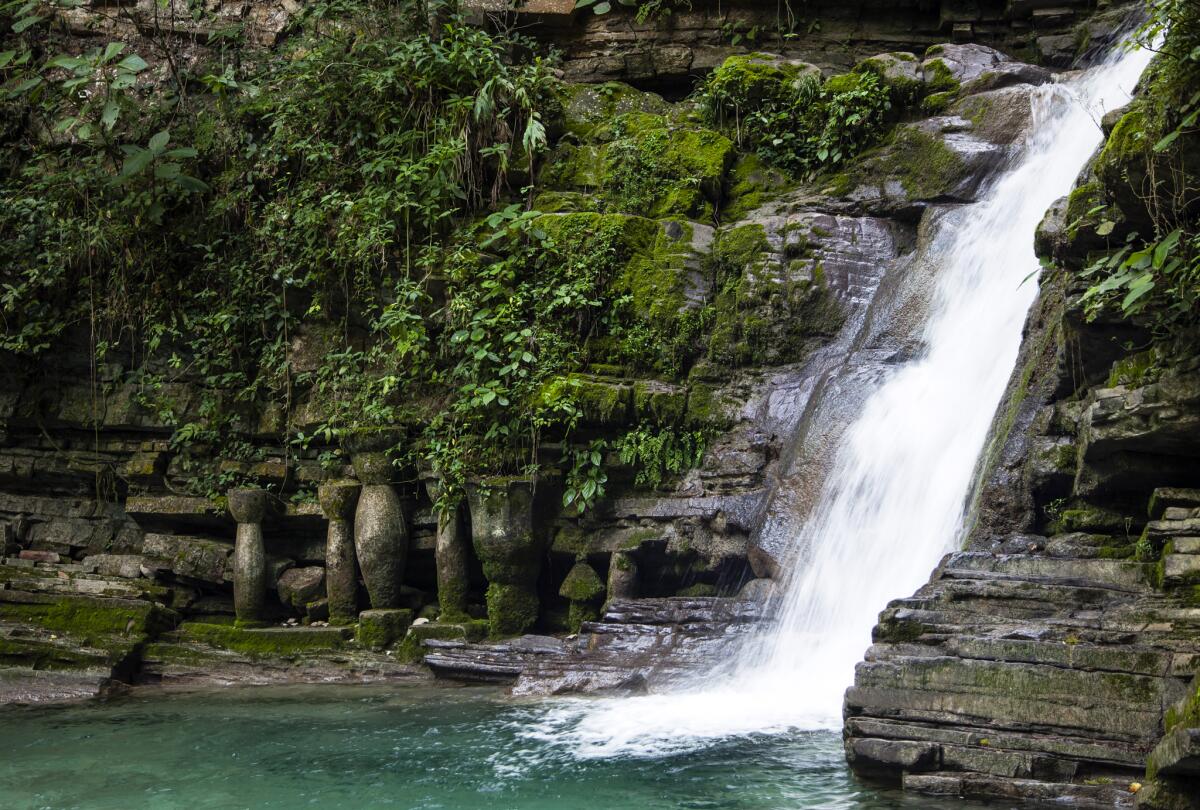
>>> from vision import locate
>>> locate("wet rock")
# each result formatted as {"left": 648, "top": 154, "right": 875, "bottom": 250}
{"left": 83, "top": 554, "right": 146, "bottom": 579}
{"left": 277, "top": 567, "right": 325, "bottom": 613}
{"left": 17, "top": 549, "right": 60, "bottom": 563}
{"left": 737, "top": 577, "right": 775, "bottom": 602}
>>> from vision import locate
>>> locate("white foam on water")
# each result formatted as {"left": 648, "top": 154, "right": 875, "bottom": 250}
{"left": 524, "top": 42, "right": 1156, "bottom": 761}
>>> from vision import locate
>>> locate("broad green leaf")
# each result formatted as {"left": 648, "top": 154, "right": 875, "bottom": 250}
{"left": 118, "top": 148, "right": 153, "bottom": 179}
{"left": 147, "top": 129, "right": 170, "bottom": 152}
{"left": 100, "top": 99, "right": 119, "bottom": 130}
{"left": 6, "top": 75, "right": 41, "bottom": 96}
{"left": 1096, "top": 220, "right": 1115, "bottom": 236}
{"left": 117, "top": 54, "right": 148, "bottom": 73}
{"left": 154, "top": 162, "right": 181, "bottom": 180}
{"left": 1153, "top": 129, "right": 1180, "bottom": 152}
{"left": 1121, "top": 272, "right": 1155, "bottom": 310}
{"left": 101, "top": 42, "right": 125, "bottom": 63}
{"left": 45, "top": 54, "right": 85, "bottom": 70}
{"left": 573, "top": 0, "right": 597, "bottom": 8}
{"left": 593, "top": 0, "right": 611, "bottom": 12}
{"left": 164, "top": 147, "right": 197, "bottom": 158}
{"left": 0, "top": 50, "right": 16, "bottom": 69}
{"left": 1152, "top": 229, "right": 1181, "bottom": 269}
{"left": 12, "top": 15, "right": 43, "bottom": 33}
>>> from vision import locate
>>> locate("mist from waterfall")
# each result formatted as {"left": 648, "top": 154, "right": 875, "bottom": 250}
{"left": 527, "top": 42, "right": 1156, "bottom": 760}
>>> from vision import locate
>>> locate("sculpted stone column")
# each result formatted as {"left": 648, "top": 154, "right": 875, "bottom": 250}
{"left": 227, "top": 487, "right": 270, "bottom": 627}
{"left": 352, "top": 452, "right": 408, "bottom": 609}
{"left": 607, "top": 550, "right": 638, "bottom": 603}
{"left": 466, "top": 477, "right": 541, "bottom": 637}
{"left": 318, "top": 479, "right": 361, "bottom": 625}
{"left": 425, "top": 477, "right": 470, "bottom": 622}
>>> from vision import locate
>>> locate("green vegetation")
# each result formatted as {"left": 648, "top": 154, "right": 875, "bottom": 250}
{"left": 0, "top": 0, "right": 902, "bottom": 525}
{"left": 699, "top": 53, "right": 893, "bottom": 178}
{"left": 1077, "top": 0, "right": 1200, "bottom": 336}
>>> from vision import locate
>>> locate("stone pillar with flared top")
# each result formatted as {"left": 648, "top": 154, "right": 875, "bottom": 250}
{"left": 465, "top": 477, "right": 541, "bottom": 637}
{"left": 425, "top": 477, "right": 471, "bottom": 622}
{"left": 352, "top": 452, "right": 408, "bottom": 609}
{"left": 318, "top": 479, "right": 361, "bottom": 625}
{"left": 228, "top": 487, "right": 270, "bottom": 627}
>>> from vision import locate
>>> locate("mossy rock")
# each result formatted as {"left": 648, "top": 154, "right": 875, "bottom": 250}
{"left": 566, "top": 601, "right": 600, "bottom": 632}
{"left": 855, "top": 52, "right": 924, "bottom": 109}
{"left": 539, "top": 374, "right": 634, "bottom": 427}
{"left": 921, "top": 56, "right": 963, "bottom": 95}
{"left": 177, "top": 622, "right": 351, "bottom": 658}
{"left": 529, "top": 190, "right": 601, "bottom": 214}
{"left": 1048, "top": 504, "right": 1132, "bottom": 535}
{"left": 559, "top": 560, "right": 605, "bottom": 602}
{"left": 684, "top": 382, "right": 737, "bottom": 430}
{"left": 603, "top": 114, "right": 735, "bottom": 220}
{"left": 539, "top": 142, "right": 607, "bottom": 190}
{"left": 705, "top": 53, "right": 820, "bottom": 113}
{"left": 1094, "top": 102, "right": 1155, "bottom": 223}
{"left": 485, "top": 583, "right": 540, "bottom": 637}
{"left": 355, "top": 608, "right": 414, "bottom": 651}
{"left": 706, "top": 221, "right": 843, "bottom": 369}
{"left": 723, "top": 153, "right": 794, "bottom": 221}
{"left": 541, "top": 112, "right": 734, "bottom": 220}
{"left": 555, "top": 82, "right": 671, "bottom": 140}
{"left": 394, "top": 621, "right": 475, "bottom": 663}
{"left": 632, "top": 381, "right": 688, "bottom": 425}
{"left": 0, "top": 593, "right": 177, "bottom": 644}
{"left": 831, "top": 125, "right": 965, "bottom": 203}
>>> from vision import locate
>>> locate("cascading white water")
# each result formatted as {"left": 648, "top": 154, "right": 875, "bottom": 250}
{"left": 529, "top": 43, "right": 1156, "bottom": 760}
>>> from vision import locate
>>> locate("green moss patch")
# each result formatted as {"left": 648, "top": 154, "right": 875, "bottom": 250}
{"left": 177, "top": 622, "right": 351, "bottom": 658}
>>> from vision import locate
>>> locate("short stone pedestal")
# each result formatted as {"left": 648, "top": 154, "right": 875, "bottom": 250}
{"left": 425, "top": 478, "right": 470, "bottom": 622}
{"left": 227, "top": 488, "right": 270, "bottom": 627}
{"left": 607, "top": 550, "right": 638, "bottom": 603}
{"left": 318, "top": 480, "right": 361, "bottom": 625}
{"left": 355, "top": 608, "right": 414, "bottom": 651}
{"left": 352, "top": 452, "right": 408, "bottom": 609}
{"left": 466, "top": 478, "right": 541, "bottom": 637}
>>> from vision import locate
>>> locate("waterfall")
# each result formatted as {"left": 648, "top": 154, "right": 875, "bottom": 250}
{"left": 530, "top": 42, "right": 1155, "bottom": 759}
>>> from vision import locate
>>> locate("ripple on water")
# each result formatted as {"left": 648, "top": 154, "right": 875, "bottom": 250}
{"left": 0, "top": 684, "right": 997, "bottom": 810}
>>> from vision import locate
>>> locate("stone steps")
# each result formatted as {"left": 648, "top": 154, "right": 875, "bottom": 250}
{"left": 1, "top": 559, "right": 171, "bottom": 602}
{"left": 0, "top": 556, "right": 180, "bottom": 703}
{"left": 847, "top": 530, "right": 1200, "bottom": 804}
{"left": 902, "top": 771, "right": 1137, "bottom": 807}
{"left": 424, "top": 596, "right": 764, "bottom": 694}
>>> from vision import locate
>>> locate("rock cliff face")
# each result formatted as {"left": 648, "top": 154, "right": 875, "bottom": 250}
{"left": 0, "top": 25, "right": 1067, "bottom": 702}
{"left": 6, "top": 2, "right": 1198, "bottom": 805}
{"left": 845, "top": 52, "right": 1200, "bottom": 809}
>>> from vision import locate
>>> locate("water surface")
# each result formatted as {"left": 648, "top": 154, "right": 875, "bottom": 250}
{"left": 0, "top": 683, "right": 991, "bottom": 810}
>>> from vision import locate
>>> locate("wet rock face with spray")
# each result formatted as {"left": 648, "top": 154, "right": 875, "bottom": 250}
{"left": 839, "top": 44, "right": 1189, "bottom": 806}
{"left": 465, "top": 40, "right": 1166, "bottom": 788}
